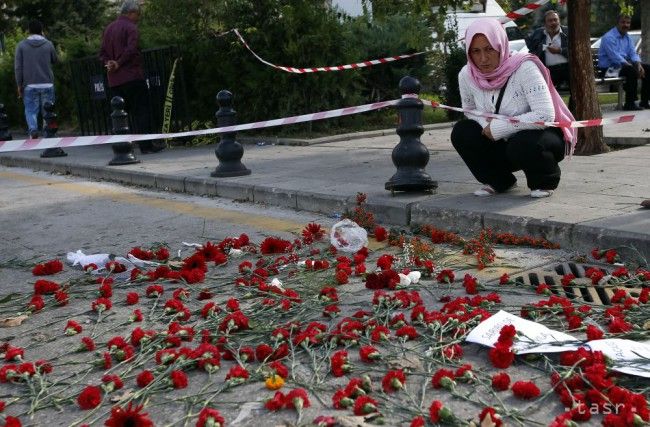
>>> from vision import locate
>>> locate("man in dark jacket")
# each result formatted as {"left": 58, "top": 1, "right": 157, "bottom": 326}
{"left": 100, "top": 0, "right": 161, "bottom": 153}
{"left": 14, "top": 20, "right": 58, "bottom": 139}
{"left": 525, "top": 10, "right": 570, "bottom": 90}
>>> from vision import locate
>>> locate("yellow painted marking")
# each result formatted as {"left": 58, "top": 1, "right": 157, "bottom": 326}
{"left": 0, "top": 170, "right": 306, "bottom": 234}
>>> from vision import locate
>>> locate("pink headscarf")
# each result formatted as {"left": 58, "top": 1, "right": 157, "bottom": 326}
{"left": 465, "top": 18, "right": 576, "bottom": 152}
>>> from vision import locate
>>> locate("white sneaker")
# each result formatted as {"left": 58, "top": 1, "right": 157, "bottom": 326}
{"left": 530, "top": 189, "right": 554, "bottom": 198}
{"left": 474, "top": 185, "right": 496, "bottom": 196}
{"left": 474, "top": 183, "right": 517, "bottom": 197}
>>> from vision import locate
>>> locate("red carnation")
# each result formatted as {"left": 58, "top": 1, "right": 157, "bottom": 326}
{"left": 125, "top": 292, "right": 139, "bottom": 305}
{"left": 586, "top": 324, "right": 604, "bottom": 341}
{"left": 431, "top": 368, "right": 455, "bottom": 390}
{"left": 196, "top": 407, "right": 225, "bottom": 427}
{"left": 170, "top": 370, "right": 188, "bottom": 389}
{"left": 491, "top": 372, "right": 511, "bottom": 391}
{"left": 77, "top": 385, "right": 102, "bottom": 409}
{"left": 105, "top": 402, "right": 154, "bottom": 427}
{"left": 489, "top": 342, "right": 515, "bottom": 369}
{"left": 436, "top": 269, "right": 455, "bottom": 284}
{"left": 373, "top": 226, "right": 388, "bottom": 242}
{"left": 285, "top": 388, "right": 311, "bottom": 410}
{"left": 381, "top": 369, "right": 406, "bottom": 393}
{"left": 429, "top": 400, "right": 454, "bottom": 423}
{"left": 32, "top": 259, "right": 63, "bottom": 276}
{"left": 511, "top": 380, "right": 540, "bottom": 400}
{"left": 479, "top": 407, "right": 503, "bottom": 427}
{"left": 265, "top": 391, "right": 285, "bottom": 411}
{"left": 353, "top": 396, "right": 378, "bottom": 416}
{"left": 136, "top": 370, "right": 154, "bottom": 388}
{"left": 330, "top": 350, "right": 351, "bottom": 377}
{"left": 359, "top": 345, "right": 381, "bottom": 363}
{"left": 101, "top": 374, "right": 124, "bottom": 392}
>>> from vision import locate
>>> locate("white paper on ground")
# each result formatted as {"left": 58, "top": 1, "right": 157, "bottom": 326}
{"left": 66, "top": 250, "right": 111, "bottom": 268}
{"left": 586, "top": 339, "right": 650, "bottom": 378}
{"left": 465, "top": 310, "right": 582, "bottom": 354}
{"left": 127, "top": 254, "right": 161, "bottom": 268}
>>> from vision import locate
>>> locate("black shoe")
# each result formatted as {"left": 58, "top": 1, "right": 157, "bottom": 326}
{"left": 29, "top": 131, "right": 39, "bottom": 139}
{"left": 622, "top": 104, "right": 643, "bottom": 111}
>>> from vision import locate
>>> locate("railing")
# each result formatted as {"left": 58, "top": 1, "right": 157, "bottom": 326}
{"left": 69, "top": 46, "right": 190, "bottom": 136}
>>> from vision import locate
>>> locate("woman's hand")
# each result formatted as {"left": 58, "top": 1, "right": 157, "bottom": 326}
{"left": 482, "top": 124, "right": 494, "bottom": 141}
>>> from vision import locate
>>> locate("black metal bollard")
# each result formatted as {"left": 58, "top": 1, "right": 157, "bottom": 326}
{"left": 108, "top": 96, "right": 140, "bottom": 166}
{"left": 211, "top": 90, "right": 251, "bottom": 177}
{"left": 385, "top": 76, "right": 437, "bottom": 195}
{"left": 40, "top": 101, "right": 67, "bottom": 158}
{"left": 0, "top": 104, "right": 12, "bottom": 141}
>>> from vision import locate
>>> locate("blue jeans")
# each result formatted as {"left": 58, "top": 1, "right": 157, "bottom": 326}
{"left": 23, "top": 86, "right": 55, "bottom": 135}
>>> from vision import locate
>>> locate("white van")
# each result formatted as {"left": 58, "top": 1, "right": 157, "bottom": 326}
{"left": 445, "top": 0, "right": 526, "bottom": 52}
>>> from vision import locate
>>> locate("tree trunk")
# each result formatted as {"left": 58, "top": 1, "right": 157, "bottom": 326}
{"left": 642, "top": 0, "right": 650, "bottom": 63}
{"left": 568, "top": 0, "right": 608, "bottom": 155}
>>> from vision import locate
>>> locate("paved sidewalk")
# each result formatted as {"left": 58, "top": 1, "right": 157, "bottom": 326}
{"left": 1, "top": 108, "right": 649, "bottom": 256}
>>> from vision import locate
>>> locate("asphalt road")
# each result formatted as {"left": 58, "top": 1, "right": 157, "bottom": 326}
{"left": 0, "top": 166, "right": 632, "bottom": 427}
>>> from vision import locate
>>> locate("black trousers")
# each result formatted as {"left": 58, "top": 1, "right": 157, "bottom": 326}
{"left": 110, "top": 79, "right": 154, "bottom": 150}
{"left": 548, "top": 63, "right": 570, "bottom": 89}
{"left": 618, "top": 63, "right": 650, "bottom": 106}
{"left": 451, "top": 119, "right": 565, "bottom": 191}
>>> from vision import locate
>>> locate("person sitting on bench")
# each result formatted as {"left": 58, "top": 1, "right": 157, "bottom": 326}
{"left": 598, "top": 14, "right": 650, "bottom": 111}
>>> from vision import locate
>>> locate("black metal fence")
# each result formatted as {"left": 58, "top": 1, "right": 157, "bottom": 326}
{"left": 69, "top": 46, "right": 189, "bottom": 136}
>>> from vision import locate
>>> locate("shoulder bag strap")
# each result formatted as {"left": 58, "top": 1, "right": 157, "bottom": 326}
{"left": 494, "top": 76, "right": 510, "bottom": 115}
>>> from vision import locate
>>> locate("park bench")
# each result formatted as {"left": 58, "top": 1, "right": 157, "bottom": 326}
{"left": 556, "top": 54, "right": 625, "bottom": 110}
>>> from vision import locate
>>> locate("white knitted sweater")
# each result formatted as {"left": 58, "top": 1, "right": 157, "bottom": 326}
{"left": 458, "top": 61, "right": 555, "bottom": 141}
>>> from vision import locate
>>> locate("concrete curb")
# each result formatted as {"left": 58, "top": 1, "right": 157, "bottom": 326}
{"left": 2, "top": 153, "right": 648, "bottom": 255}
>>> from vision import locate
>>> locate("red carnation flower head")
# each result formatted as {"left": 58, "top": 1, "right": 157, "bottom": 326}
{"left": 431, "top": 368, "right": 456, "bottom": 390}
{"left": 225, "top": 365, "right": 249, "bottom": 385}
{"left": 34, "top": 279, "right": 60, "bottom": 295}
{"left": 136, "top": 370, "right": 154, "bottom": 388}
{"left": 125, "top": 292, "right": 139, "bottom": 305}
{"left": 27, "top": 294, "right": 45, "bottom": 312}
{"left": 429, "top": 400, "right": 454, "bottom": 424}
{"left": 285, "top": 388, "right": 311, "bottom": 411}
{"left": 489, "top": 342, "right": 515, "bottom": 369}
{"left": 105, "top": 402, "right": 154, "bottom": 427}
{"left": 376, "top": 254, "right": 394, "bottom": 270}
{"left": 265, "top": 391, "right": 286, "bottom": 411}
{"left": 302, "top": 222, "right": 326, "bottom": 243}
{"left": 4, "top": 346, "right": 24, "bottom": 362}
{"left": 32, "top": 259, "right": 63, "bottom": 276}
{"left": 373, "top": 226, "right": 388, "bottom": 242}
{"left": 77, "top": 385, "right": 102, "bottom": 409}
{"left": 101, "top": 374, "right": 124, "bottom": 392}
{"left": 330, "top": 350, "right": 351, "bottom": 377}
{"left": 359, "top": 345, "right": 381, "bottom": 363}
{"left": 436, "top": 269, "right": 455, "bottom": 284}
{"left": 499, "top": 273, "right": 511, "bottom": 285}
{"left": 64, "top": 320, "right": 83, "bottom": 336}
{"left": 511, "top": 380, "right": 540, "bottom": 400}
{"left": 92, "top": 297, "right": 112, "bottom": 313}
{"left": 353, "top": 395, "right": 378, "bottom": 416}
{"left": 169, "top": 370, "right": 188, "bottom": 389}
{"left": 54, "top": 290, "right": 69, "bottom": 306}
{"left": 381, "top": 369, "right": 406, "bottom": 393}
{"left": 479, "top": 407, "right": 503, "bottom": 427}
{"left": 197, "top": 407, "right": 225, "bottom": 427}
{"left": 586, "top": 324, "right": 604, "bottom": 341}
{"left": 491, "top": 372, "right": 511, "bottom": 391}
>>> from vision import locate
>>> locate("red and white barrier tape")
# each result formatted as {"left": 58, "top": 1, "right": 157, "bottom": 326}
{"left": 501, "top": 0, "right": 548, "bottom": 22}
{"left": 422, "top": 98, "right": 636, "bottom": 128}
{"left": 233, "top": 0, "right": 549, "bottom": 73}
{"left": 0, "top": 100, "right": 398, "bottom": 153}
{"left": 233, "top": 29, "right": 424, "bottom": 74}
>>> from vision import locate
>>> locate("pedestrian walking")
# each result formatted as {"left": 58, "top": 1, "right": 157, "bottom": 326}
{"left": 100, "top": 0, "right": 162, "bottom": 153}
{"left": 451, "top": 18, "right": 576, "bottom": 198}
{"left": 14, "top": 20, "right": 58, "bottom": 139}
{"left": 598, "top": 15, "right": 650, "bottom": 111}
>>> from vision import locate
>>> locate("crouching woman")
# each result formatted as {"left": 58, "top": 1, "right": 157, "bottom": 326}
{"left": 451, "top": 18, "right": 576, "bottom": 198}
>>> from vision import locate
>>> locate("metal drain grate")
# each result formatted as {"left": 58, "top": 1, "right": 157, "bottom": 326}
{"left": 512, "top": 262, "right": 646, "bottom": 306}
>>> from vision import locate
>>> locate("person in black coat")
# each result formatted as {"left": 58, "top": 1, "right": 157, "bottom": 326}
{"left": 526, "top": 10, "right": 570, "bottom": 91}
